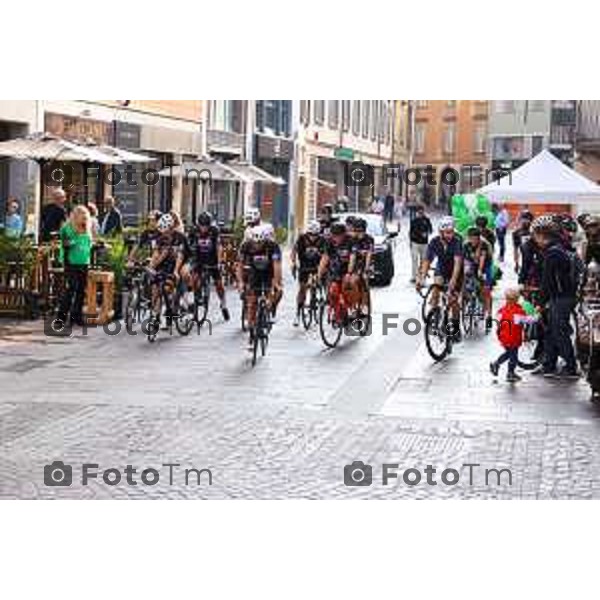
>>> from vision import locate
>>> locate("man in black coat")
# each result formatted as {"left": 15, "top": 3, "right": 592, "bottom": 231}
{"left": 40, "top": 188, "right": 68, "bottom": 242}
{"left": 532, "top": 216, "right": 579, "bottom": 379}
{"left": 100, "top": 196, "right": 123, "bottom": 236}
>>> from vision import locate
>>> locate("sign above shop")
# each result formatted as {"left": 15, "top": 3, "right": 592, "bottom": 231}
{"left": 45, "top": 113, "right": 111, "bottom": 145}
{"left": 334, "top": 147, "right": 355, "bottom": 161}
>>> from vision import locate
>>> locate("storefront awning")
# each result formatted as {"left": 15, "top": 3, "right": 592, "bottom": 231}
{"left": 225, "top": 162, "right": 285, "bottom": 185}
{"left": 158, "top": 160, "right": 242, "bottom": 182}
{"left": 158, "top": 160, "right": 285, "bottom": 185}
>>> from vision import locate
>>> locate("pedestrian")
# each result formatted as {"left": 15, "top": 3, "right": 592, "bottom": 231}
{"left": 4, "top": 198, "right": 23, "bottom": 238}
{"left": 490, "top": 287, "right": 530, "bottom": 382}
{"left": 531, "top": 216, "right": 580, "bottom": 379}
{"left": 40, "top": 188, "right": 68, "bottom": 242}
{"left": 409, "top": 205, "right": 433, "bottom": 283}
{"left": 383, "top": 190, "right": 395, "bottom": 223}
{"left": 87, "top": 202, "right": 100, "bottom": 240}
{"left": 100, "top": 196, "right": 122, "bottom": 236}
{"left": 56, "top": 205, "right": 93, "bottom": 327}
{"left": 495, "top": 206, "right": 510, "bottom": 262}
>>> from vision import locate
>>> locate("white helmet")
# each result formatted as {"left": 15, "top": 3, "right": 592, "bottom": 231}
{"left": 249, "top": 226, "right": 263, "bottom": 243}
{"left": 439, "top": 216, "right": 455, "bottom": 232}
{"left": 157, "top": 213, "right": 174, "bottom": 232}
{"left": 307, "top": 220, "right": 321, "bottom": 235}
{"left": 261, "top": 223, "right": 275, "bottom": 242}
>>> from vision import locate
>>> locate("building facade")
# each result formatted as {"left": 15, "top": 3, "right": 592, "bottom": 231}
{"left": 575, "top": 100, "right": 600, "bottom": 185}
{"left": 294, "top": 100, "right": 394, "bottom": 231}
{"left": 1, "top": 100, "right": 204, "bottom": 232}
{"left": 488, "top": 100, "right": 576, "bottom": 172}
{"left": 412, "top": 100, "right": 489, "bottom": 206}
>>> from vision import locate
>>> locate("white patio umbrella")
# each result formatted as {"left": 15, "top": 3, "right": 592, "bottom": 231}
{"left": 0, "top": 133, "right": 121, "bottom": 237}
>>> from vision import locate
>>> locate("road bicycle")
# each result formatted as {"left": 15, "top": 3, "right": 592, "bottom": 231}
{"left": 250, "top": 284, "right": 273, "bottom": 367}
{"left": 319, "top": 275, "right": 371, "bottom": 349}
{"left": 300, "top": 271, "right": 325, "bottom": 330}
{"left": 124, "top": 262, "right": 152, "bottom": 329}
{"left": 423, "top": 283, "right": 459, "bottom": 362}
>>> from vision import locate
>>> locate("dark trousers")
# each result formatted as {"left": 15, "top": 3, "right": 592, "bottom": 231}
{"left": 496, "top": 347, "right": 519, "bottom": 373}
{"left": 57, "top": 265, "right": 88, "bottom": 324}
{"left": 496, "top": 228, "right": 507, "bottom": 261}
{"left": 544, "top": 297, "right": 577, "bottom": 371}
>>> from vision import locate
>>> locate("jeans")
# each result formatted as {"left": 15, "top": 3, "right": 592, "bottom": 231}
{"left": 544, "top": 297, "right": 577, "bottom": 372}
{"left": 410, "top": 242, "right": 428, "bottom": 280}
{"left": 57, "top": 265, "right": 88, "bottom": 324}
{"left": 496, "top": 347, "right": 518, "bottom": 373}
{"left": 496, "top": 228, "right": 507, "bottom": 261}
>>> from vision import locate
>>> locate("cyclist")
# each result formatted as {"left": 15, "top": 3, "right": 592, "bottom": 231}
{"left": 290, "top": 219, "right": 325, "bottom": 327}
{"left": 187, "top": 211, "right": 230, "bottom": 321}
{"left": 319, "top": 203, "right": 334, "bottom": 238}
{"left": 349, "top": 217, "right": 374, "bottom": 312}
{"left": 513, "top": 210, "right": 534, "bottom": 275}
{"left": 416, "top": 216, "right": 464, "bottom": 341}
{"left": 128, "top": 210, "right": 161, "bottom": 265}
{"left": 147, "top": 213, "right": 186, "bottom": 327}
{"left": 317, "top": 221, "right": 358, "bottom": 318}
{"left": 237, "top": 224, "right": 283, "bottom": 348}
{"left": 463, "top": 226, "right": 494, "bottom": 331}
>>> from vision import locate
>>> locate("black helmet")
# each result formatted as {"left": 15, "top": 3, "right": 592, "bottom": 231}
{"left": 321, "top": 203, "right": 334, "bottom": 216}
{"left": 345, "top": 215, "right": 357, "bottom": 227}
{"left": 197, "top": 211, "right": 212, "bottom": 227}
{"left": 353, "top": 218, "right": 367, "bottom": 232}
{"left": 475, "top": 215, "right": 488, "bottom": 228}
{"left": 467, "top": 226, "right": 481, "bottom": 237}
{"left": 330, "top": 222, "right": 346, "bottom": 235}
{"left": 556, "top": 213, "right": 577, "bottom": 234}
{"left": 520, "top": 210, "right": 534, "bottom": 222}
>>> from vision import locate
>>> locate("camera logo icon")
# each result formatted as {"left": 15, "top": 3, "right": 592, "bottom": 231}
{"left": 41, "top": 161, "right": 74, "bottom": 189}
{"left": 345, "top": 315, "right": 372, "bottom": 337}
{"left": 44, "top": 317, "right": 73, "bottom": 338}
{"left": 44, "top": 461, "right": 73, "bottom": 486}
{"left": 344, "top": 162, "right": 374, "bottom": 188}
{"left": 344, "top": 461, "right": 373, "bottom": 486}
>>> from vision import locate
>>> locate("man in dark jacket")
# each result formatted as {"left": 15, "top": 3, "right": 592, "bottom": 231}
{"left": 100, "top": 196, "right": 122, "bottom": 236}
{"left": 40, "top": 188, "right": 68, "bottom": 242}
{"left": 409, "top": 205, "right": 432, "bottom": 282}
{"left": 532, "top": 216, "right": 579, "bottom": 379}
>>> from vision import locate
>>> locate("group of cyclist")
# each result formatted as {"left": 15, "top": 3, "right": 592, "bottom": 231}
{"left": 415, "top": 206, "right": 591, "bottom": 381}
{"left": 126, "top": 201, "right": 375, "bottom": 349}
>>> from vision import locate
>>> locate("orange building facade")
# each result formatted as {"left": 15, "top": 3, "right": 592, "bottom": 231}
{"left": 412, "top": 100, "right": 489, "bottom": 206}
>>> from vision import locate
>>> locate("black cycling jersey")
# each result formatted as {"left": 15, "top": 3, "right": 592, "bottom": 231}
{"left": 353, "top": 234, "right": 375, "bottom": 273}
{"left": 240, "top": 239, "right": 282, "bottom": 289}
{"left": 295, "top": 233, "right": 325, "bottom": 270}
{"left": 190, "top": 225, "right": 220, "bottom": 266}
{"left": 324, "top": 235, "right": 355, "bottom": 280}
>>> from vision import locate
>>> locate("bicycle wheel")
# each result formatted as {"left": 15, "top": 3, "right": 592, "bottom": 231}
{"left": 462, "top": 294, "right": 475, "bottom": 337}
{"left": 357, "top": 287, "right": 372, "bottom": 338}
{"left": 251, "top": 330, "right": 259, "bottom": 367}
{"left": 125, "top": 286, "right": 139, "bottom": 329}
{"left": 301, "top": 287, "right": 314, "bottom": 330}
{"left": 147, "top": 296, "right": 162, "bottom": 343}
{"left": 420, "top": 284, "right": 438, "bottom": 323}
{"left": 319, "top": 301, "right": 343, "bottom": 348}
{"left": 241, "top": 296, "right": 249, "bottom": 332}
{"left": 195, "top": 279, "right": 210, "bottom": 326}
{"left": 425, "top": 307, "right": 451, "bottom": 362}
{"left": 175, "top": 291, "right": 195, "bottom": 336}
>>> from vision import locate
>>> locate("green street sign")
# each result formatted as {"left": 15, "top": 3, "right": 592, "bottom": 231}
{"left": 335, "top": 147, "right": 354, "bottom": 161}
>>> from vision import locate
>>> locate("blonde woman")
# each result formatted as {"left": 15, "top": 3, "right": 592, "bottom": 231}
{"left": 56, "top": 205, "right": 93, "bottom": 327}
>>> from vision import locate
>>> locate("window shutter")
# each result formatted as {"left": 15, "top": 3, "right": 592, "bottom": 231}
{"left": 281, "top": 101, "right": 291, "bottom": 136}
{"left": 274, "top": 101, "right": 281, "bottom": 136}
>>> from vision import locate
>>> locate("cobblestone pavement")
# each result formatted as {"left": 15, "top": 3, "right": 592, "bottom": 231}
{"left": 1, "top": 222, "right": 599, "bottom": 499}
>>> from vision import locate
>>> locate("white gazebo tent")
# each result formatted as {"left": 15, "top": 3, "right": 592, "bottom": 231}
{"left": 477, "top": 149, "right": 600, "bottom": 212}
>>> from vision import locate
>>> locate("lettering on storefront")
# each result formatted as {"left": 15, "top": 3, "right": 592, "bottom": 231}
{"left": 45, "top": 113, "right": 111, "bottom": 145}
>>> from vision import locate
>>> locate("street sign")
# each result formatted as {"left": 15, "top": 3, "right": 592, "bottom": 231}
{"left": 335, "top": 147, "right": 354, "bottom": 161}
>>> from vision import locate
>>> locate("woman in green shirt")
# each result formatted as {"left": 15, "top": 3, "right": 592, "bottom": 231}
{"left": 56, "top": 205, "right": 93, "bottom": 327}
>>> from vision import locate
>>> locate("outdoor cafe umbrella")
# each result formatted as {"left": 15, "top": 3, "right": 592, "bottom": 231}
{"left": 0, "top": 132, "right": 121, "bottom": 235}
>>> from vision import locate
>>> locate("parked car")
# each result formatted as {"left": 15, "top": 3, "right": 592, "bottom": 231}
{"left": 333, "top": 212, "right": 397, "bottom": 286}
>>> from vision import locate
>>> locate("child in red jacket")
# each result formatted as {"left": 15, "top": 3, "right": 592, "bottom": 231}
{"left": 490, "top": 288, "right": 529, "bottom": 382}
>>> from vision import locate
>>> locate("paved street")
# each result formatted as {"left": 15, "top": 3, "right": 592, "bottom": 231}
{"left": 1, "top": 223, "right": 599, "bottom": 499}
